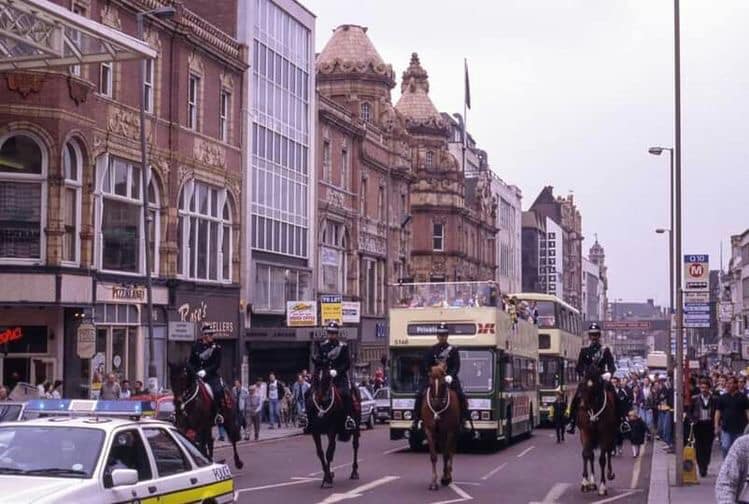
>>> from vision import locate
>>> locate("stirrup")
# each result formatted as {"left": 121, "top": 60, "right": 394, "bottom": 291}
{"left": 411, "top": 419, "right": 422, "bottom": 432}
{"left": 619, "top": 421, "right": 631, "bottom": 434}
{"left": 345, "top": 416, "right": 356, "bottom": 431}
{"left": 215, "top": 413, "right": 224, "bottom": 425}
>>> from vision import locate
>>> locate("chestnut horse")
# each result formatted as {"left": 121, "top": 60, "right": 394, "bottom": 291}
{"left": 306, "top": 359, "right": 361, "bottom": 488}
{"left": 421, "top": 364, "right": 461, "bottom": 491}
{"left": 577, "top": 366, "right": 617, "bottom": 496}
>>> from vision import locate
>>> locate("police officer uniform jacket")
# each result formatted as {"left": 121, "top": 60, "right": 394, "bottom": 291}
{"left": 315, "top": 338, "right": 351, "bottom": 387}
{"left": 575, "top": 342, "right": 616, "bottom": 377}
{"left": 189, "top": 339, "right": 222, "bottom": 378}
{"left": 422, "top": 342, "right": 461, "bottom": 380}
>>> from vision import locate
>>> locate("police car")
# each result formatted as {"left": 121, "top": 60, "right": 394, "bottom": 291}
{"left": 0, "top": 399, "right": 236, "bottom": 503}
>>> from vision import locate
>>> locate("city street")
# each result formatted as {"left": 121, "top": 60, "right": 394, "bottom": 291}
{"left": 218, "top": 426, "right": 652, "bottom": 504}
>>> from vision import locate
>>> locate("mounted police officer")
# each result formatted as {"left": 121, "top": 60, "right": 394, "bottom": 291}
{"left": 567, "top": 322, "right": 624, "bottom": 434}
{"left": 312, "top": 322, "right": 356, "bottom": 431}
{"left": 411, "top": 322, "right": 472, "bottom": 432}
{"left": 188, "top": 323, "right": 225, "bottom": 424}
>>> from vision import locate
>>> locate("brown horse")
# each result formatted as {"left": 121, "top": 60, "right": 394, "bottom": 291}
{"left": 421, "top": 364, "right": 461, "bottom": 491}
{"left": 577, "top": 367, "right": 617, "bottom": 496}
{"left": 306, "top": 360, "right": 361, "bottom": 488}
{"left": 169, "top": 362, "right": 244, "bottom": 470}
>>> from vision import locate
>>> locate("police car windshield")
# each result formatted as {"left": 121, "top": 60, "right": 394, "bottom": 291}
{"left": 0, "top": 426, "right": 104, "bottom": 478}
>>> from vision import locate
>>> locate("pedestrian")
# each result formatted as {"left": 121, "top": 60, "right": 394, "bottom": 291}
{"left": 267, "top": 372, "right": 282, "bottom": 429}
{"left": 551, "top": 390, "right": 567, "bottom": 443}
{"left": 613, "top": 377, "right": 630, "bottom": 455}
{"left": 245, "top": 385, "right": 262, "bottom": 441}
{"left": 302, "top": 369, "right": 311, "bottom": 383}
{"left": 690, "top": 378, "right": 717, "bottom": 477}
{"left": 132, "top": 380, "right": 145, "bottom": 396}
{"left": 0, "top": 385, "right": 8, "bottom": 401}
{"left": 256, "top": 376, "right": 268, "bottom": 422}
{"left": 50, "top": 380, "right": 63, "bottom": 399}
{"left": 715, "top": 376, "right": 749, "bottom": 458}
{"left": 372, "top": 368, "right": 385, "bottom": 392}
{"left": 640, "top": 377, "right": 655, "bottom": 439}
{"left": 120, "top": 380, "right": 132, "bottom": 399}
{"left": 292, "top": 374, "right": 309, "bottom": 424}
{"left": 231, "top": 379, "right": 249, "bottom": 438}
{"left": 628, "top": 409, "right": 647, "bottom": 458}
{"left": 99, "top": 373, "right": 121, "bottom": 400}
{"left": 657, "top": 377, "right": 674, "bottom": 452}
{"left": 715, "top": 434, "right": 749, "bottom": 503}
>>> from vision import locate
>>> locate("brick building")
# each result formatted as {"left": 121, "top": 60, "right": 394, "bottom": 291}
{"left": 0, "top": 0, "right": 246, "bottom": 395}
{"left": 314, "top": 25, "right": 413, "bottom": 371}
{"left": 395, "top": 53, "right": 496, "bottom": 283}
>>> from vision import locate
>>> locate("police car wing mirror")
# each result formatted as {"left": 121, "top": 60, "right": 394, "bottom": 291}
{"left": 110, "top": 468, "right": 138, "bottom": 487}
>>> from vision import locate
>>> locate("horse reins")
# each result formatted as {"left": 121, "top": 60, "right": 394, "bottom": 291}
{"left": 312, "top": 372, "right": 336, "bottom": 418}
{"left": 426, "top": 378, "right": 451, "bottom": 421}
{"left": 587, "top": 385, "right": 607, "bottom": 423}
{"left": 180, "top": 381, "right": 200, "bottom": 411}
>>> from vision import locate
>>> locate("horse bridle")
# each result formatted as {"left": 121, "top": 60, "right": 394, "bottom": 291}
{"left": 311, "top": 368, "right": 336, "bottom": 418}
{"left": 179, "top": 376, "right": 201, "bottom": 412}
{"left": 587, "top": 383, "right": 607, "bottom": 423}
{"left": 426, "top": 377, "right": 451, "bottom": 421}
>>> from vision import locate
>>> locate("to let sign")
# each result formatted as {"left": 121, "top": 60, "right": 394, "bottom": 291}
{"left": 76, "top": 323, "right": 96, "bottom": 359}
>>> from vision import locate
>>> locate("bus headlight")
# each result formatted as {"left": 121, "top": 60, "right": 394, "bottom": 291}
{"left": 393, "top": 411, "right": 403, "bottom": 420}
{"left": 470, "top": 411, "right": 479, "bottom": 421}
{"left": 404, "top": 411, "right": 412, "bottom": 420}
{"left": 481, "top": 411, "right": 490, "bottom": 421}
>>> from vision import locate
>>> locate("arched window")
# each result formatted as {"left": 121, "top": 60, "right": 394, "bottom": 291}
{"left": 0, "top": 133, "right": 46, "bottom": 263}
{"left": 62, "top": 140, "right": 82, "bottom": 264}
{"left": 178, "top": 180, "right": 233, "bottom": 283}
{"left": 97, "top": 155, "right": 160, "bottom": 274}
{"left": 361, "top": 102, "right": 371, "bottom": 123}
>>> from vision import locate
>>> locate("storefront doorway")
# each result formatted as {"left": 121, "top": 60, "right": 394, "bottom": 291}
{"left": 93, "top": 326, "right": 137, "bottom": 382}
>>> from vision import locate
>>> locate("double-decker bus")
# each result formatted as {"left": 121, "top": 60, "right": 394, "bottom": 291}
{"left": 388, "top": 281, "right": 539, "bottom": 450}
{"left": 510, "top": 293, "right": 583, "bottom": 424}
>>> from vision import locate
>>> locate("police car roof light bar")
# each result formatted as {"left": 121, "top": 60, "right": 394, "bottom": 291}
{"left": 23, "top": 399, "right": 153, "bottom": 419}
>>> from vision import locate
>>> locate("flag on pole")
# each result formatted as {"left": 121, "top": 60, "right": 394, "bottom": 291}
{"left": 464, "top": 58, "right": 471, "bottom": 110}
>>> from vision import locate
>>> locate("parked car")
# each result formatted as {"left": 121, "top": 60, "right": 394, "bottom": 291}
{"left": 373, "top": 387, "right": 390, "bottom": 423}
{"left": 0, "top": 402, "right": 25, "bottom": 423}
{"left": 358, "top": 387, "right": 376, "bottom": 430}
{"left": 128, "top": 394, "right": 175, "bottom": 423}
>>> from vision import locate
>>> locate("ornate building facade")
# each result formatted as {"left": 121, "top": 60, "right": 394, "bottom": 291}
{"left": 314, "top": 25, "right": 413, "bottom": 371}
{"left": 395, "top": 54, "right": 496, "bottom": 283}
{"left": 0, "top": 0, "right": 245, "bottom": 395}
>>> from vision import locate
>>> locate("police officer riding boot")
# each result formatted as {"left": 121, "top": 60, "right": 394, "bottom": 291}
{"left": 411, "top": 387, "right": 424, "bottom": 431}
{"left": 567, "top": 392, "right": 580, "bottom": 434}
{"left": 339, "top": 384, "right": 357, "bottom": 431}
{"left": 453, "top": 378, "right": 475, "bottom": 433}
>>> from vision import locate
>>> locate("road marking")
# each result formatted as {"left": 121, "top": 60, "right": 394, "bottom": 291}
{"left": 452, "top": 481, "right": 481, "bottom": 486}
{"left": 590, "top": 489, "right": 641, "bottom": 504}
{"left": 308, "top": 459, "right": 364, "bottom": 477}
{"left": 314, "top": 476, "right": 400, "bottom": 504}
{"left": 516, "top": 445, "right": 535, "bottom": 458}
{"left": 428, "top": 482, "right": 474, "bottom": 504}
{"left": 541, "top": 482, "right": 570, "bottom": 502}
{"left": 480, "top": 462, "right": 507, "bottom": 480}
{"left": 630, "top": 445, "right": 644, "bottom": 488}
{"left": 383, "top": 444, "right": 409, "bottom": 455}
{"left": 236, "top": 477, "right": 317, "bottom": 493}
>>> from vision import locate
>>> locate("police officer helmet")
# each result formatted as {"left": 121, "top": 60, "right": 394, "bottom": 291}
{"left": 201, "top": 323, "right": 216, "bottom": 337}
{"left": 325, "top": 321, "right": 340, "bottom": 335}
{"left": 588, "top": 322, "right": 602, "bottom": 336}
{"left": 436, "top": 322, "right": 449, "bottom": 338}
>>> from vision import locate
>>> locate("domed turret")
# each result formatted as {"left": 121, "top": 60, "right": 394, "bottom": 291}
{"left": 395, "top": 53, "right": 448, "bottom": 136}
{"left": 316, "top": 24, "right": 395, "bottom": 88}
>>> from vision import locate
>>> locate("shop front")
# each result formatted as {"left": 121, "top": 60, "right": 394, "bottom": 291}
{"left": 359, "top": 317, "right": 388, "bottom": 378}
{"left": 0, "top": 314, "right": 62, "bottom": 390}
{"left": 168, "top": 284, "right": 241, "bottom": 385}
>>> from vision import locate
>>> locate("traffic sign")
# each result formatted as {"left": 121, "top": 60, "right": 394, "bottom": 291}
{"left": 683, "top": 303, "right": 710, "bottom": 313}
{"left": 684, "top": 313, "right": 710, "bottom": 321}
{"left": 684, "top": 254, "right": 709, "bottom": 292}
{"left": 684, "top": 291, "right": 709, "bottom": 303}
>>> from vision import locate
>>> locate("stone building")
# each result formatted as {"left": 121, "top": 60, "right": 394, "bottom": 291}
{"left": 311, "top": 25, "right": 413, "bottom": 372}
{"left": 0, "top": 0, "right": 246, "bottom": 395}
{"left": 396, "top": 53, "right": 496, "bottom": 283}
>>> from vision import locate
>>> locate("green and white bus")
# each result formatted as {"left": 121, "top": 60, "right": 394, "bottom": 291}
{"left": 388, "top": 282, "right": 539, "bottom": 450}
{"left": 510, "top": 293, "right": 583, "bottom": 424}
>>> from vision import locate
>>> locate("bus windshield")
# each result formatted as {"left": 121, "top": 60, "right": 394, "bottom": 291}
{"left": 390, "top": 349, "right": 494, "bottom": 394}
{"left": 389, "top": 282, "right": 499, "bottom": 309}
{"left": 539, "top": 355, "right": 561, "bottom": 388}
{"left": 391, "top": 351, "right": 423, "bottom": 394}
{"left": 534, "top": 301, "right": 556, "bottom": 328}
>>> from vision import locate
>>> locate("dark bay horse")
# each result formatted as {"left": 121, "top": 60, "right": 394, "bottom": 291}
{"left": 577, "top": 366, "right": 617, "bottom": 496}
{"left": 169, "top": 362, "right": 244, "bottom": 470}
{"left": 306, "top": 360, "right": 361, "bottom": 488}
{"left": 421, "top": 364, "right": 460, "bottom": 491}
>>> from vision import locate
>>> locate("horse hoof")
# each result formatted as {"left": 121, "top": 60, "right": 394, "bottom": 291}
{"left": 235, "top": 460, "right": 244, "bottom": 470}
{"left": 330, "top": 471, "right": 335, "bottom": 480}
{"left": 441, "top": 477, "right": 451, "bottom": 487}
{"left": 580, "top": 485, "right": 587, "bottom": 492}
{"left": 429, "top": 483, "right": 439, "bottom": 491}
{"left": 608, "top": 473, "right": 615, "bottom": 481}
{"left": 350, "top": 472, "right": 359, "bottom": 480}
{"left": 598, "top": 488, "right": 607, "bottom": 496}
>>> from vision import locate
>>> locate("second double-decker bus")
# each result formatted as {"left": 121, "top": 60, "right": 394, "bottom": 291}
{"left": 388, "top": 281, "right": 539, "bottom": 450}
{"left": 510, "top": 293, "right": 583, "bottom": 424}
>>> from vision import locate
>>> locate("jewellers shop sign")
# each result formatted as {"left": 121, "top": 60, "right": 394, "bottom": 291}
{"left": 170, "top": 291, "right": 238, "bottom": 340}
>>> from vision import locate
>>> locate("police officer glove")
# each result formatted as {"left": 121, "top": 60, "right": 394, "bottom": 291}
{"left": 197, "top": 369, "right": 207, "bottom": 379}
{"left": 445, "top": 375, "right": 453, "bottom": 384}
{"left": 329, "top": 369, "right": 338, "bottom": 378}
{"left": 602, "top": 372, "right": 611, "bottom": 381}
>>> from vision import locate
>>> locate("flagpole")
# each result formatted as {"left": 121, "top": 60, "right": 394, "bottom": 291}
{"left": 463, "top": 58, "right": 468, "bottom": 174}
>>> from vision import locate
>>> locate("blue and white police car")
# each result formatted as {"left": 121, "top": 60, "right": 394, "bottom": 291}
{"left": 0, "top": 399, "right": 236, "bottom": 503}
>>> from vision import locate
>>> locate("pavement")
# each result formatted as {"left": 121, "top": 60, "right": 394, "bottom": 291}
{"left": 217, "top": 425, "right": 653, "bottom": 503}
{"left": 647, "top": 437, "right": 721, "bottom": 504}
{"left": 213, "top": 423, "right": 303, "bottom": 448}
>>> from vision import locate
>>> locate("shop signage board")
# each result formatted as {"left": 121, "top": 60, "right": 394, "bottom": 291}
{"left": 76, "top": 323, "right": 96, "bottom": 359}
{"left": 320, "top": 295, "right": 343, "bottom": 325}
{"left": 683, "top": 254, "right": 709, "bottom": 292}
{"left": 286, "top": 301, "right": 318, "bottom": 327}
{"left": 342, "top": 301, "right": 361, "bottom": 324}
{"left": 168, "top": 321, "right": 196, "bottom": 341}
{"left": 719, "top": 303, "right": 734, "bottom": 323}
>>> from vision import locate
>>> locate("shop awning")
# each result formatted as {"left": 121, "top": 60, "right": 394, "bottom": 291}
{"left": 0, "top": 0, "right": 156, "bottom": 71}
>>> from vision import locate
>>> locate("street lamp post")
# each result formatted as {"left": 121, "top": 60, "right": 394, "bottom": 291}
{"left": 137, "top": 6, "right": 175, "bottom": 392}
{"left": 655, "top": 228, "right": 673, "bottom": 372}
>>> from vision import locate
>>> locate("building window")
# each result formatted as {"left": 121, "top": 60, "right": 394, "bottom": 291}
{"left": 432, "top": 223, "right": 444, "bottom": 251}
{"left": 177, "top": 180, "right": 233, "bottom": 283}
{"left": 219, "top": 90, "right": 230, "bottom": 142}
{"left": 425, "top": 151, "right": 433, "bottom": 169}
{"left": 361, "top": 102, "right": 371, "bottom": 122}
{"left": 0, "top": 133, "right": 46, "bottom": 263}
{"left": 340, "top": 146, "right": 348, "bottom": 189}
{"left": 97, "top": 156, "right": 159, "bottom": 274}
{"left": 62, "top": 140, "right": 83, "bottom": 264}
{"left": 361, "top": 259, "right": 379, "bottom": 315}
{"left": 321, "top": 221, "right": 347, "bottom": 294}
{"left": 100, "top": 62, "right": 112, "bottom": 97}
{"left": 188, "top": 74, "right": 200, "bottom": 130}
{"left": 144, "top": 59, "right": 154, "bottom": 113}
{"left": 378, "top": 186, "right": 385, "bottom": 221}
{"left": 322, "top": 140, "right": 331, "bottom": 182}
{"left": 360, "top": 177, "right": 367, "bottom": 217}
{"left": 254, "top": 264, "right": 310, "bottom": 312}
{"left": 70, "top": 4, "right": 86, "bottom": 76}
